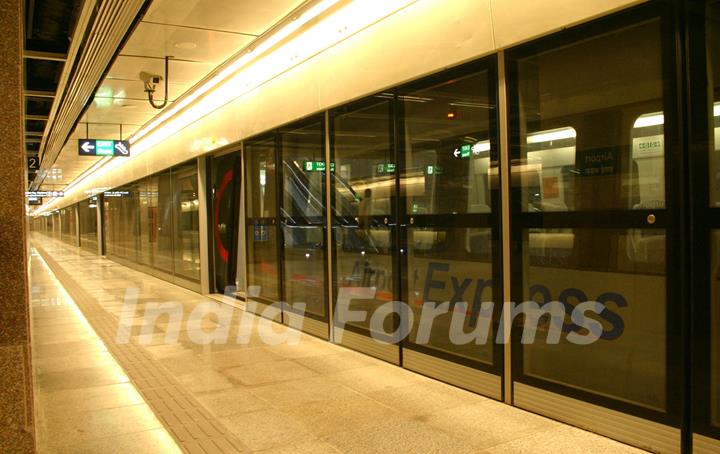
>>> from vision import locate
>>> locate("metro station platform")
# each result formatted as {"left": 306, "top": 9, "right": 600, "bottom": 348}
{"left": 28, "top": 233, "right": 645, "bottom": 454}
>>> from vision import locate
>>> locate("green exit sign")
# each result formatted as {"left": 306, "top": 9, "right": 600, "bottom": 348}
{"left": 303, "top": 161, "right": 334, "bottom": 172}
{"left": 426, "top": 165, "right": 443, "bottom": 175}
{"left": 376, "top": 163, "right": 396, "bottom": 174}
{"left": 460, "top": 144, "right": 472, "bottom": 158}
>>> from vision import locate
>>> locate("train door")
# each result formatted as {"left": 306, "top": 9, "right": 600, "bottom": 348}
{"left": 505, "top": 7, "right": 683, "bottom": 452}
{"left": 210, "top": 152, "right": 241, "bottom": 295}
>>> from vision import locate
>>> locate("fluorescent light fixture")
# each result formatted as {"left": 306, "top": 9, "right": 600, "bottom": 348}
{"left": 449, "top": 101, "right": 494, "bottom": 109}
{"left": 472, "top": 140, "right": 490, "bottom": 154}
{"left": 526, "top": 127, "right": 576, "bottom": 144}
{"left": 34, "top": 0, "right": 420, "bottom": 216}
{"left": 398, "top": 95, "right": 432, "bottom": 103}
{"left": 130, "top": 0, "right": 344, "bottom": 145}
{"left": 633, "top": 113, "right": 664, "bottom": 128}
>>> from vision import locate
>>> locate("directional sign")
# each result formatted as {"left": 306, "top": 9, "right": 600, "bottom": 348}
{"left": 375, "top": 163, "right": 396, "bottom": 174}
{"left": 303, "top": 161, "right": 335, "bottom": 172}
{"left": 26, "top": 191, "right": 64, "bottom": 198}
{"left": 79, "top": 139, "right": 131, "bottom": 157}
{"left": 27, "top": 197, "right": 42, "bottom": 206}
{"left": 452, "top": 144, "right": 472, "bottom": 159}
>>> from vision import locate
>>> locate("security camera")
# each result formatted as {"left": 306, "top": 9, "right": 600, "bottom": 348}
{"left": 139, "top": 71, "right": 163, "bottom": 93}
{"left": 142, "top": 56, "right": 171, "bottom": 109}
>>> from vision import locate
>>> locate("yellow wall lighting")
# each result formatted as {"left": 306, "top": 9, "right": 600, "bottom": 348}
{"left": 34, "top": 0, "right": 418, "bottom": 216}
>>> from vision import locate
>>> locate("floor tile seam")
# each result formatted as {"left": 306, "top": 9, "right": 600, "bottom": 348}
{"left": 33, "top": 241, "right": 247, "bottom": 451}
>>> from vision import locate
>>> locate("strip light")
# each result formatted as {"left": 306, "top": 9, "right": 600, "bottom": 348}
{"left": 633, "top": 113, "right": 664, "bottom": 129}
{"left": 526, "top": 127, "right": 577, "bottom": 144}
{"left": 34, "top": 0, "right": 419, "bottom": 216}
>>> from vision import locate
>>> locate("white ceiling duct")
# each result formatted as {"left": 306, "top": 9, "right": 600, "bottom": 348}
{"left": 31, "top": 0, "right": 147, "bottom": 190}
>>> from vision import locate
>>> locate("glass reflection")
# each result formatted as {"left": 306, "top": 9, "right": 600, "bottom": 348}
{"left": 706, "top": 1, "right": 720, "bottom": 426}
{"left": 400, "top": 69, "right": 497, "bottom": 364}
{"left": 102, "top": 161, "right": 201, "bottom": 288}
{"left": 173, "top": 163, "right": 200, "bottom": 281}
{"left": 246, "top": 137, "right": 280, "bottom": 301}
{"left": 333, "top": 99, "right": 396, "bottom": 335}
{"left": 513, "top": 19, "right": 668, "bottom": 410}
{"left": 515, "top": 20, "right": 665, "bottom": 212}
{"left": 155, "top": 172, "right": 174, "bottom": 273}
{"left": 523, "top": 228, "right": 666, "bottom": 410}
{"left": 78, "top": 198, "right": 98, "bottom": 252}
{"left": 280, "top": 118, "right": 327, "bottom": 318}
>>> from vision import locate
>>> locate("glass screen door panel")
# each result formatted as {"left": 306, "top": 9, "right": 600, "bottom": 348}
{"left": 211, "top": 154, "right": 241, "bottom": 293}
{"left": 279, "top": 117, "right": 328, "bottom": 320}
{"left": 332, "top": 98, "right": 398, "bottom": 340}
{"left": 172, "top": 163, "right": 201, "bottom": 282}
{"left": 139, "top": 177, "right": 158, "bottom": 268}
{"left": 693, "top": 0, "right": 720, "bottom": 437}
{"left": 245, "top": 137, "right": 281, "bottom": 303}
{"left": 156, "top": 172, "right": 174, "bottom": 273}
{"left": 399, "top": 64, "right": 501, "bottom": 369}
{"left": 509, "top": 16, "right": 675, "bottom": 418}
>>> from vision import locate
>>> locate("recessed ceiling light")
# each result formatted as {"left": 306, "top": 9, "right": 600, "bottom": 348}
{"left": 174, "top": 41, "right": 197, "bottom": 50}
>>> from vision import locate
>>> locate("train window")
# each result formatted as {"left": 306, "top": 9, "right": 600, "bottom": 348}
{"left": 401, "top": 70, "right": 494, "bottom": 215}
{"left": 631, "top": 112, "right": 665, "bottom": 209}
{"left": 515, "top": 20, "right": 665, "bottom": 212}
{"left": 522, "top": 127, "right": 577, "bottom": 212}
{"left": 511, "top": 17, "right": 669, "bottom": 411}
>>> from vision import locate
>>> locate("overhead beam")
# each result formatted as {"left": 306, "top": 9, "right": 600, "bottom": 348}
{"left": 24, "top": 90, "right": 55, "bottom": 98}
{"left": 25, "top": 131, "right": 43, "bottom": 136}
{"left": 23, "top": 50, "right": 67, "bottom": 61}
{"left": 24, "top": 138, "right": 42, "bottom": 143}
{"left": 25, "top": 114, "right": 49, "bottom": 121}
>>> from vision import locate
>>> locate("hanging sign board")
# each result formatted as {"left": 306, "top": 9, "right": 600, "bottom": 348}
{"left": 79, "top": 139, "right": 131, "bottom": 157}
{"left": 26, "top": 191, "right": 64, "bottom": 198}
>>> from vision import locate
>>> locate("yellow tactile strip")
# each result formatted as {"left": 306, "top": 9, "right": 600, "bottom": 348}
{"left": 34, "top": 244, "right": 248, "bottom": 454}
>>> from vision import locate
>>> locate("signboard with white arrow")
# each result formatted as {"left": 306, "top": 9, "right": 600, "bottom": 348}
{"left": 78, "top": 139, "right": 131, "bottom": 157}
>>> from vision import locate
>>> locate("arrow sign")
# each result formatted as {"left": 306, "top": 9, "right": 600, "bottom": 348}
{"left": 453, "top": 148, "right": 460, "bottom": 158}
{"left": 78, "top": 139, "right": 131, "bottom": 157}
{"left": 79, "top": 140, "right": 96, "bottom": 155}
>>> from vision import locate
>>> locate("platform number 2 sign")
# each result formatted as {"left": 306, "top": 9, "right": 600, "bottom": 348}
{"left": 28, "top": 157, "right": 39, "bottom": 171}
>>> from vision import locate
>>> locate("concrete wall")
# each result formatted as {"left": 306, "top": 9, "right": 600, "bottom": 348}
{"left": 0, "top": 0, "right": 35, "bottom": 451}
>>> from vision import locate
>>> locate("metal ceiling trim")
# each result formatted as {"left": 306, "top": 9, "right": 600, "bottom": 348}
{"left": 32, "top": 0, "right": 148, "bottom": 190}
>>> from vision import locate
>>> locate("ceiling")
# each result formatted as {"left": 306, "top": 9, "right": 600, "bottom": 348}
{"left": 24, "top": 0, "right": 83, "bottom": 179}
{"left": 38, "top": 0, "right": 305, "bottom": 192}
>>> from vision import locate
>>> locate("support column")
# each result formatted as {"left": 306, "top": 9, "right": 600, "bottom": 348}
{"left": 197, "top": 156, "right": 211, "bottom": 294}
{"left": 0, "top": 0, "right": 35, "bottom": 451}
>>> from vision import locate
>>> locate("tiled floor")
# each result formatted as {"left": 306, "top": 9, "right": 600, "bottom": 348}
{"left": 29, "top": 234, "right": 648, "bottom": 453}
{"left": 30, "top": 248, "right": 180, "bottom": 453}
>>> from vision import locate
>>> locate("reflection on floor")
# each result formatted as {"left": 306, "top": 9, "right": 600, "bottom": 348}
{"left": 30, "top": 248, "right": 180, "bottom": 453}
{"left": 30, "top": 234, "right": 648, "bottom": 453}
